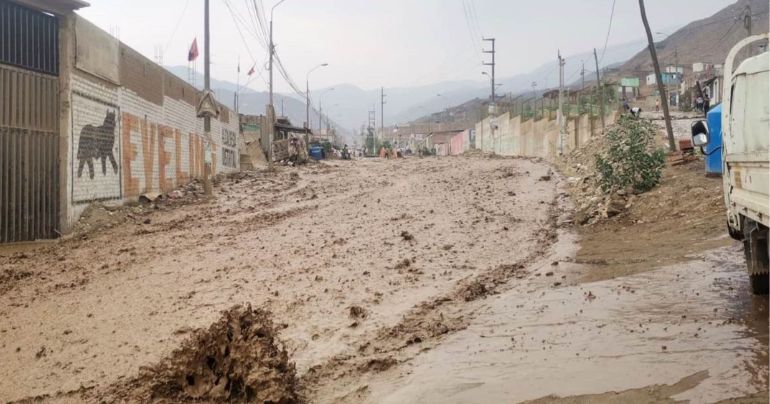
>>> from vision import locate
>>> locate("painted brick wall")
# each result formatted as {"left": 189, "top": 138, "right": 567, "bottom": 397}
{"left": 67, "top": 71, "right": 240, "bottom": 226}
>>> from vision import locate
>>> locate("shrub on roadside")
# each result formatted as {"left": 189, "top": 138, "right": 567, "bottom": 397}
{"left": 595, "top": 115, "right": 666, "bottom": 194}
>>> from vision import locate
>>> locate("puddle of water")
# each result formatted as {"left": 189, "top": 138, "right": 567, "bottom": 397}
{"left": 365, "top": 245, "right": 768, "bottom": 404}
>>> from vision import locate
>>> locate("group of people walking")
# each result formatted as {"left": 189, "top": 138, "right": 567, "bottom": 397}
{"left": 695, "top": 93, "right": 711, "bottom": 116}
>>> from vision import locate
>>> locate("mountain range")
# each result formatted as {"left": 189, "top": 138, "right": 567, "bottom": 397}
{"left": 168, "top": 38, "right": 644, "bottom": 141}
{"left": 167, "top": 0, "right": 765, "bottom": 143}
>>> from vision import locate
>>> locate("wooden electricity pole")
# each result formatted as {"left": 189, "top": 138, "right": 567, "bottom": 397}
{"left": 639, "top": 0, "right": 675, "bottom": 151}
{"left": 593, "top": 48, "right": 605, "bottom": 132}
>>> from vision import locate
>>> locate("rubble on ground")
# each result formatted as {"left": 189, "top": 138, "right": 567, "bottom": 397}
{"left": 103, "top": 305, "right": 299, "bottom": 403}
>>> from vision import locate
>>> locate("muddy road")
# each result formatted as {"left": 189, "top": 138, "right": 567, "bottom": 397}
{"left": 0, "top": 156, "right": 767, "bottom": 403}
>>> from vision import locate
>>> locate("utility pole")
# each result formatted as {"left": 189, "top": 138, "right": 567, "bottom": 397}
{"left": 593, "top": 48, "right": 605, "bottom": 132}
{"left": 743, "top": 4, "right": 753, "bottom": 58}
{"left": 639, "top": 0, "right": 675, "bottom": 151}
{"left": 558, "top": 51, "right": 566, "bottom": 155}
{"left": 202, "top": 0, "right": 212, "bottom": 195}
{"left": 368, "top": 107, "right": 376, "bottom": 155}
{"left": 483, "top": 37, "right": 496, "bottom": 152}
{"left": 380, "top": 87, "right": 386, "bottom": 142}
{"left": 234, "top": 56, "right": 240, "bottom": 116}
{"left": 483, "top": 38, "right": 496, "bottom": 110}
{"left": 268, "top": 0, "right": 287, "bottom": 168}
{"left": 581, "top": 62, "right": 585, "bottom": 91}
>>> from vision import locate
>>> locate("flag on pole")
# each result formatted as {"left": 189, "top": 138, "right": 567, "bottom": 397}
{"left": 247, "top": 64, "right": 256, "bottom": 76}
{"left": 187, "top": 38, "right": 199, "bottom": 62}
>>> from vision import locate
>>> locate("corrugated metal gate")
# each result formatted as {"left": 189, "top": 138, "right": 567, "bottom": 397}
{"left": 0, "top": 0, "right": 60, "bottom": 243}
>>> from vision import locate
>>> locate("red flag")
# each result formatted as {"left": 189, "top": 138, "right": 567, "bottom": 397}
{"left": 188, "top": 38, "right": 199, "bottom": 62}
{"left": 247, "top": 64, "right": 255, "bottom": 76}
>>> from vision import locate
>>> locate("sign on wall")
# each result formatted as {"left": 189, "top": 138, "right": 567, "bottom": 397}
{"left": 71, "top": 93, "right": 122, "bottom": 203}
{"left": 620, "top": 78, "right": 640, "bottom": 88}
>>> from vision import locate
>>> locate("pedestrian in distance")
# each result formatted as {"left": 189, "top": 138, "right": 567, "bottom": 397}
{"left": 703, "top": 94, "right": 711, "bottom": 117}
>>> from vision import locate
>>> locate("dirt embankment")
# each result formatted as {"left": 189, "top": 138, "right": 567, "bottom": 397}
{"left": 555, "top": 117, "right": 728, "bottom": 282}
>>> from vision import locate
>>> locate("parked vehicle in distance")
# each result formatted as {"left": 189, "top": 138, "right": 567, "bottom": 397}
{"left": 692, "top": 33, "right": 770, "bottom": 294}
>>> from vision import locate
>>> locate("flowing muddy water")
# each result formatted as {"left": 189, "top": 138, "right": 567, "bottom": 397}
{"left": 0, "top": 156, "right": 766, "bottom": 403}
{"left": 0, "top": 156, "right": 557, "bottom": 402}
{"left": 358, "top": 243, "right": 768, "bottom": 404}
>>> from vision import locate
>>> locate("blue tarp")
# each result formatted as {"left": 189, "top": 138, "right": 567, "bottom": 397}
{"left": 705, "top": 104, "right": 723, "bottom": 175}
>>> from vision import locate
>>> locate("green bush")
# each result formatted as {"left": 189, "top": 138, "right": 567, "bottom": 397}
{"left": 595, "top": 115, "right": 666, "bottom": 194}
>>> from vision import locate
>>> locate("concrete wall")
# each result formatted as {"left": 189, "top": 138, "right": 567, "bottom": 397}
{"left": 465, "top": 110, "right": 617, "bottom": 159}
{"left": 449, "top": 130, "right": 468, "bottom": 155}
{"left": 62, "top": 15, "right": 239, "bottom": 229}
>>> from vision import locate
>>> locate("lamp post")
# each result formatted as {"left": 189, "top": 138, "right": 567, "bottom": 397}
{"left": 306, "top": 63, "right": 328, "bottom": 146}
{"left": 269, "top": 0, "right": 287, "bottom": 108}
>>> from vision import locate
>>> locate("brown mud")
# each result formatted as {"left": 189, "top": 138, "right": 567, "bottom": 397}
{"left": 0, "top": 152, "right": 766, "bottom": 403}
{"left": 575, "top": 160, "right": 729, "bottom": 282}
{"left": 96, "top": 305, "right": 299, "bottom": 403}
{"left": 0, "top": 156, "right": 557, "bottom": 403}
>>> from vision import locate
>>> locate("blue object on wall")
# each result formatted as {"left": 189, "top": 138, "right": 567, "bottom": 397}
{"left": 705, "top": 104, "right": 723, "bottom": 175}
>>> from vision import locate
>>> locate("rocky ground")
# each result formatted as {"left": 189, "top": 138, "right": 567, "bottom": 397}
{"left": 0, "top": 148, "right": 767, "bottom": 403}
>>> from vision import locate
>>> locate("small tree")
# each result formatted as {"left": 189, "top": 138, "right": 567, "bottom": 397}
{"left": 595, "top": 115, "right": 666, "bottom": 194}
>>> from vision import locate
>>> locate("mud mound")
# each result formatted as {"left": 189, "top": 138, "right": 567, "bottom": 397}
{"left": 107, "top": 305, "right": 299, "bottom": 403}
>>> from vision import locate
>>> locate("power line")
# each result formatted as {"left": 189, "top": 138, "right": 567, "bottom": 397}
{"left": 468, "top": 0, "right": 484, "bottom": 40}
{"left": 599, "top": 0, "right": 616, "bottom": 64}
{"left": 717, "top": 18, "right": 742, "bottom": 45}
{"left": 460, "top": 0, "right": 481, "bottom": 56}
{"left": 222, "top": 0, "right": 269, "bottom": 88}
{"left": 163, "top": 0, "right": 192, "bottom": 56}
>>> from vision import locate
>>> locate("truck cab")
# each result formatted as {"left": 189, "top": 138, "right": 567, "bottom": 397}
{"left": 693, "top": 34, "right": 769, "bottom": 294}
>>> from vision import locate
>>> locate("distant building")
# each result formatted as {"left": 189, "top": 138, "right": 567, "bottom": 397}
{"left": 693, "top": 62, "right": 705, "bottom": 73}
{"left": 646, "top": 73, "right": 657, "bottom": 86}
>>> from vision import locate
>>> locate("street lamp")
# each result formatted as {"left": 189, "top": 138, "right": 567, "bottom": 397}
{"left": 306, "top": 63, "right": 328, "bottom": 145}
{"left": 269, "top": 0, "right": 288, "bottom": 108}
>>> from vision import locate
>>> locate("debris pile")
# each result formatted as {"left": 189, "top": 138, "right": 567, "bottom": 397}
{"left": 555, "top": 136, "right": 617, "bottom": 225}
{"left": 104, "top": 305, "right": 299, "bottom": 403}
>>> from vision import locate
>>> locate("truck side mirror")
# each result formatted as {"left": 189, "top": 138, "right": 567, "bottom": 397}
{"left": 691, "top": 120, "right": 709, "bottom": 148}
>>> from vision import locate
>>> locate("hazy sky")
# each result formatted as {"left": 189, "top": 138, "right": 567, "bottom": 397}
{"left": 78, "top": 0, "right": 735, "bottom": 94}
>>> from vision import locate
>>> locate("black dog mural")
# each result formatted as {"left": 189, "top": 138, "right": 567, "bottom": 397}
{"left": 77, "top": 110, "right": 118, "bottom": 179}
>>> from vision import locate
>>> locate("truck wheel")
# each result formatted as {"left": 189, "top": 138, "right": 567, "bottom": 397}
{"left": 743, "top": 222, "right": 769, "bottom": 295}
{"left": 750, "top": 273, "right": 769, "bottom": 295}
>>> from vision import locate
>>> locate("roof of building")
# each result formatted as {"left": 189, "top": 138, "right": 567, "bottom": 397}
{"left": 429, "top": 130, "right": 464, "bottom": 144}
{"left": 428, "top": 129, "right": 464, "bottom": 136}
{"left": 275, "top": 122, "right": 310, "bottom": 134}
{"left": 12, "top": 0, "right": 89, "bottom": 14}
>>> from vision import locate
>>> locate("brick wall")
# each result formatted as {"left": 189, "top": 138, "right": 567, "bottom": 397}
{"left": 65, "top": 16, "right": 239, "bottom": 227}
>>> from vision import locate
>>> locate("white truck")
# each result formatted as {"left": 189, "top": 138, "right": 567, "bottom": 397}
{"left": 693, "top": 33, "right": 769, "bottom": 294}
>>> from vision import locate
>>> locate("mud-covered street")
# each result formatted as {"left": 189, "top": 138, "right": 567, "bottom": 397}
{"left": 0, "top": 156, "right": 767, "bottom": 403}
